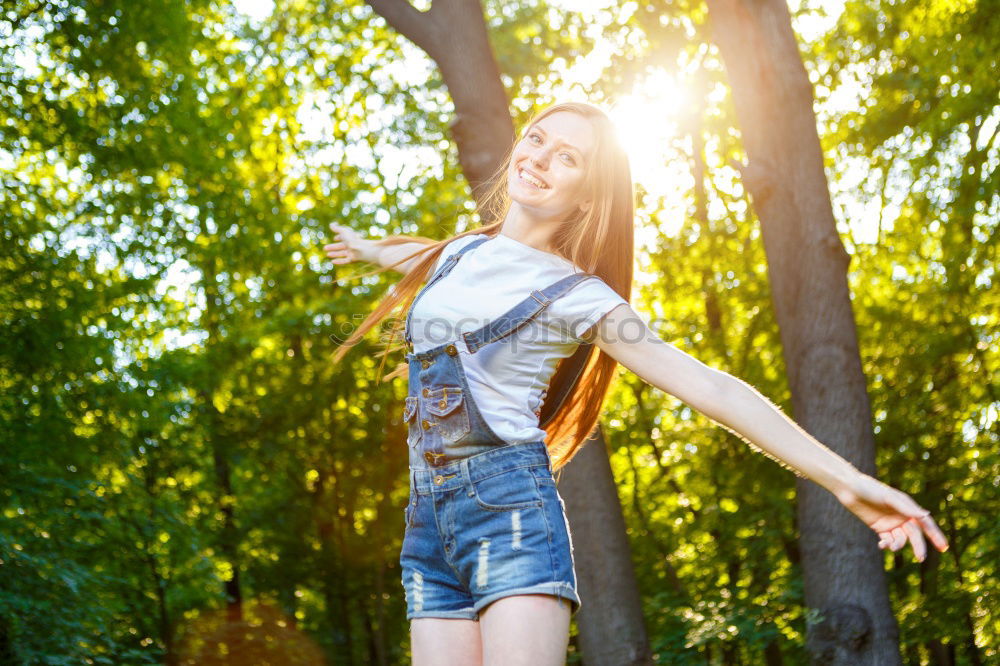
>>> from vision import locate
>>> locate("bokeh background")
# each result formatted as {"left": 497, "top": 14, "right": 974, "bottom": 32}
{"left": 1, "top": 0, "right": 997, "bottom": 663}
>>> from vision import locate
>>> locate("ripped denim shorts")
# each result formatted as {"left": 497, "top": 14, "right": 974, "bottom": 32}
{"left": 400, "top": 441, "right": 580, "bottom": 620}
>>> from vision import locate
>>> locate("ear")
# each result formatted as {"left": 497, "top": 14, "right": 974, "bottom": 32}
{"left": 578, "top": 199, "right": 592, "bottom": 213}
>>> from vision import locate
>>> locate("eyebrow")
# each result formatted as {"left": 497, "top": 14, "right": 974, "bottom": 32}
{"left": 530, "top": 125, "right": 585, "bottom": 158}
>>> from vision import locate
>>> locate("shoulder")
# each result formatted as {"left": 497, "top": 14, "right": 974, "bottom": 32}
{"left": 547, "top": 275, "right": 630, "bottom": 342}
{"left": 561, "top": 274, "right": 626, "bottom": 303}
{"left": 434, "top": 233, "right": 491, "bottom": 271}
{"left": 446, "top": 233, "right": 491, "bottom": 253}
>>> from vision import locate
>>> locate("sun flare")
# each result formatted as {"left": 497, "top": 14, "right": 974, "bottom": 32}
{"left": 608, "top": 69, "right": 687, "bottom": 184}
{"left": 606, "top": 70, "right": 694, "bottom": 259}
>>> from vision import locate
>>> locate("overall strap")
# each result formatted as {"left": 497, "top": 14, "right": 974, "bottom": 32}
{"left": 404, "top": 235, "right": 491, "bottom": 345}
{"left": 461, "top": 273, "right": 598, "bottom": 353}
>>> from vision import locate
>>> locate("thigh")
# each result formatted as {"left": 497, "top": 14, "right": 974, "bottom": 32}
{"left": 411, "top": 618, "right": 483, "bottom": 666}
{"left": 480, "top": 594, "right": 571, "bottom": 666}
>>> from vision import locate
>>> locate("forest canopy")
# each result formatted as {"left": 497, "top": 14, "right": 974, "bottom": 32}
{"left": 1, "top": 0, "right": 996, "bottom": 663}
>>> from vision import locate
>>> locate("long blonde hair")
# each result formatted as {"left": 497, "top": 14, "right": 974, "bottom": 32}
{"left": 334, "top": 101, "right": 635, "bottom": 469}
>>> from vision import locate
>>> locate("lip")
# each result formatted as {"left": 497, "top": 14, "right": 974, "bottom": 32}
{"left": 515, "top": 164, "right": 550, "bottom": 190}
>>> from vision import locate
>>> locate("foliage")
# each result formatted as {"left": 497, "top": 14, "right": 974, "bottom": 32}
{"left": 0, "top": 0, "right": 995, "bottom": 663}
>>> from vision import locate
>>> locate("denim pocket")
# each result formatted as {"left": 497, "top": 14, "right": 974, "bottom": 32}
{"left": 424, "top": 386, "right": 470, "bottom": 443}
{"left": 529, "top": 462, "right": 557, "bottom": 489}
{"left": 472, "top": 466, "right": 545, "bottom": 512}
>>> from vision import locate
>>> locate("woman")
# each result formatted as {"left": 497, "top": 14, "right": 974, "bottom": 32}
{"left": 323, "top": 102, "right": 949, "bottom": 665}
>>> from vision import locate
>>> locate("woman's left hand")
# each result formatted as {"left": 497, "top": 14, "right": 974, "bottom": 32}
{"left": 833, "top": 474, "right": 949, "bottom": 562}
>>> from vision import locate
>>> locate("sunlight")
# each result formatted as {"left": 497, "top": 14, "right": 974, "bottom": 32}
{"left": 606, "top": 70, "right": 694, "bottom": 279}
{"left": 232, "top": 0, "right": 274, "bottom": 22}
{"left": 544, "top": 55, "right": 697, "bottom": 286}
{"left": 608, "top": 69, "right": 685, "bottom": 189}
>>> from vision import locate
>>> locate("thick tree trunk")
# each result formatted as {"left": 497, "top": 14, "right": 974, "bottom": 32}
{"left": 364, "top": 0, "right": 514, "bottom": 203}
{"left": 364, "top": 1, "right": 652, "bottom": 661}
{"left": 704, "top": 0, "right": 897, "bottom": 663}
{"left": 559, "top": 430, "right": 652, "bottom": 666}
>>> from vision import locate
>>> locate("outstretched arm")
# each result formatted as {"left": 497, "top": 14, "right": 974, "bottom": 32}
{"left": 588, "top": 303, "right": 949, "bottom": 561}
{"left": 324, "top": 222, "right": 432, "bottom": 275}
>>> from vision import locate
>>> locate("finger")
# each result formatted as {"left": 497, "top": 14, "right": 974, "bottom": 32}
{"left": 889, "top": 526, "right": 907, "bottom": 551}
{"left": 884, "top": 491, "right": 949, "bottom": 551}
{"left": 329, "top": 223, "right": 353, "bottom": 238}
{"left": 901, "top": 519, "right": 926, "bottom": 561}
{"left": 892, "top": 489, "right": 949, "bottom": 553}
{"left": 886, "top": 488, "right": 928, "bottom": 519}
{"left": 917, "top": 514, "right": 950, "bottom": 553}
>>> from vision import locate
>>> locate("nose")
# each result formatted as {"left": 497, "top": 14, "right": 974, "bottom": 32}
{"left": 530, "top": 146, "right": 550, "bottom": 169}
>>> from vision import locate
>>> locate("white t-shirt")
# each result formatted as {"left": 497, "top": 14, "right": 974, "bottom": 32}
{"left": 409, "top": 233, "right": 628, "bottom": 444}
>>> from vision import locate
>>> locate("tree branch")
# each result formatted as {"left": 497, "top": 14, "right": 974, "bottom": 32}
{"left": 364, "top": 0, "right": 437, "bottom": 54}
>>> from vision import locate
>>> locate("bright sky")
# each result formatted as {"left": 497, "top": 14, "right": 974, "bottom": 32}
{"left": 232, "top": 0, "right": 273, "bottom": 21}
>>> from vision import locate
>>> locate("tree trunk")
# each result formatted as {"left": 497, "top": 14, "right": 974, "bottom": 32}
{"left": 364, "top": 0, "right": 514, "bottom": 203}
{"left": 210, "top": 425, "right": 244, "bottom": 624}
{"left": 363, "top": 1, "right": 652, "bottom": 661}
{"left": 704, "top": 0, "right": 897, "bottom": 663}
{"left": 764, "top": 639, "right": 785, "bottom": 666}
{"left": 559, "top": 430, "right": 652, "bottom": 666}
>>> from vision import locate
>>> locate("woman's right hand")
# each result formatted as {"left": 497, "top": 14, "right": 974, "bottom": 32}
{"left": 833, "top": 473, "right": 949, "bottom": 562}
{"left": 324, "top": 223, "right": 377, "bottom": 265}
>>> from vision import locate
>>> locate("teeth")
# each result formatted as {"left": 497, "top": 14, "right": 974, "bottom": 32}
{"left": 519, "top": 169, "right": 547, "bottom": 189}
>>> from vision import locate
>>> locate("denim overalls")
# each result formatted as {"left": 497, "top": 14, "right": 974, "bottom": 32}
{"left": 402, "top": 236, "right": 596, "bottom": 468}
{"left": 399, "top": 235, "right": 594, "bottom": 619}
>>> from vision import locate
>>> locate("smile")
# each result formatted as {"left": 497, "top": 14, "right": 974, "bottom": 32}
{"left": 517, "top": 168, "right": 549, "bottom": 189}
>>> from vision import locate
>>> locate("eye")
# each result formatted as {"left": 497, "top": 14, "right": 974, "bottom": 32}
{"left": 560, "top": 152, "right": 576, "bottom": 166}
{"left": 527, "top": 132, "right": 542, "bottom": 144}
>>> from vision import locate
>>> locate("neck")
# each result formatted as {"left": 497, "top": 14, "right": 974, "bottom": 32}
{"left": 499, "top": 203, "right": 559, "bottom": 253}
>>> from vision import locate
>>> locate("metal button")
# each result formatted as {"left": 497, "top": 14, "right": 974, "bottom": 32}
{"left": 439, "top": 400, "right": 447, "bottom": 409}
{"left": 445, "top": 344, "right": 457, "bottom": 356}
{"left": 433, "top": 475, "right": 444, "bottom": 485}
{"left": 421, "top": 419, "right": 432, "bottom": 430}
{"left": 421, "top": 360, "right": 431, "bottom": 369}
{"left": 422, "top": 388, "right": 430, "bottom": 397}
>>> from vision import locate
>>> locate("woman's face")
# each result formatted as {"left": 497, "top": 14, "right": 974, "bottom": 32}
{"left": 507, "top": 111, "right": 595, "bottom": 221}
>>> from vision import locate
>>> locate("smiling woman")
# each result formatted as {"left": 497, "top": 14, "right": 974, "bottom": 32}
{"left": 505, "top": 111, "right": 597, "bottom": 249}
{"left": 322, "top": 100, "right": 948, "bottom": 666}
